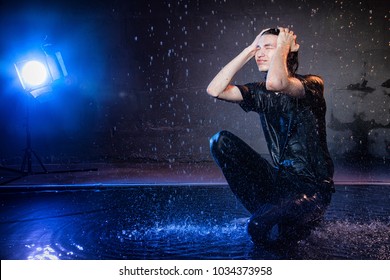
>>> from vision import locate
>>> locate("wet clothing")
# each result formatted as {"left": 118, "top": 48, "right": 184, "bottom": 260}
{"left": 210, "top": 74, "right": 334, "bottom": 246}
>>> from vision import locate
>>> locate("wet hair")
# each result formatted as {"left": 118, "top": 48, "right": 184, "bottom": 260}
{"left": 261, "top": 28, "right": 299, "bottom": 75}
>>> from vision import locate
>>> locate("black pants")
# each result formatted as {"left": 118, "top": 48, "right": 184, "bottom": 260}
{"left": 210, "top": 130, "right": 332, "bottom": 246}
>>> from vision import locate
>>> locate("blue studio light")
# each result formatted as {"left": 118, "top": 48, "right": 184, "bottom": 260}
{"left": 20, "top": 60, "right": 49, "bottom": 88}
{"left": 14, "top": 45, "right": 68, "bottom": 98}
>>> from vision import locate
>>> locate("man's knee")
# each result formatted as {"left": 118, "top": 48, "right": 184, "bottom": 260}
{"left": 209, "top": 130, "right": 233, "bottom": 155}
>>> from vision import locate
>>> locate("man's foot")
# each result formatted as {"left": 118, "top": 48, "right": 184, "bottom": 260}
{"left": 248, "top": 220, "right": 280, "bottom": 245}
{"left": 248, "top": 218, "right": 312, "bottom": 248}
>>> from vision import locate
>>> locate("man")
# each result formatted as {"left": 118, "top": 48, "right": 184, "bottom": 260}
{"left": 207, "top": 27, "right": 334, "bottom": 247}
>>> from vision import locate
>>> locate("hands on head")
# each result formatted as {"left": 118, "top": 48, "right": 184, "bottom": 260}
{"left": 277, "top": 27, "right": 300, "bottom": 52}
{"left": 251, "top": 27, "right": 300, "bottom": 53}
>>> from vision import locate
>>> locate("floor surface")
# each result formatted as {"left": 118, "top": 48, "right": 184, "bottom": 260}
{"left": 1, "top": 160, "right": 389, "bottom": 187}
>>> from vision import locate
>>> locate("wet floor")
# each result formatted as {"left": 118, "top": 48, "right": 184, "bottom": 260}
{"left": 0, "top": 184, "right": 389, "bottom": 260}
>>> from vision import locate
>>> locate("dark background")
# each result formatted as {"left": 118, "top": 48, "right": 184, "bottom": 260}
{"left": 0, "top": 0, "right": 389, "bottom": 168}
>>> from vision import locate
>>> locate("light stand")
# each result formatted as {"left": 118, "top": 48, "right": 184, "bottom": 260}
{"left": 0, "top": 43, "right": 97, "bottom": 185}
{"left": 21, "top": 95, "right": 48, "bottom": 175}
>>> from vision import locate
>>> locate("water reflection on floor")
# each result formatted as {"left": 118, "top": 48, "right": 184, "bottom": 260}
{"left": 0, "top": 184, "right": 389, "bottom": 260}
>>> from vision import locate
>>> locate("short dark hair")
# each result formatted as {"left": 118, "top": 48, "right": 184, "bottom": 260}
{"left": 261, "top": 28, "right": 299, "bottom": 75}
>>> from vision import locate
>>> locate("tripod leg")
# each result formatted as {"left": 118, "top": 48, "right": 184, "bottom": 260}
{"left": 21, "top": 149, "right": 28, "bottom": 173}
{"left": 31, "top": 150, "right": 48, "bottom": 173}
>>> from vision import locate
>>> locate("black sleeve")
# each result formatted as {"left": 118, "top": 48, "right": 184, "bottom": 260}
{"left": 237, "top": 83, "right": 257, "bottom": 112}
{"left": 237, "top": 82, "right": 269, "bottom": 113}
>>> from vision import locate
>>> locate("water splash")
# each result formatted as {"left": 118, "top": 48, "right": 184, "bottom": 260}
{"left": 296, "top": 220, "right": 390, "bottom": 259}
{"left": 2, "top": 185, "right": 389, "bottom": 260}
{"left": 120, "top": 217, "right": 249, "bottom": 243}
{"left": 105, "top": 218, "right": 253, "bottom": 259}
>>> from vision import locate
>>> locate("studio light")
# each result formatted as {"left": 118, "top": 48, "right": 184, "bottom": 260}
{"left": 20, "top": 60, "right": 49, "bottom": 87}
{"left": 0, "top": 43, "right": 97, "bottom": 185}
{"left": 14, "top": 44, "right": 68, "bottom": 98}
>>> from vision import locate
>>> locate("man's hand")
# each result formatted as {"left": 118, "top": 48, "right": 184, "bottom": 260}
{"left": 248, "top": 33, "right": 262, "bottom": 52}
{"left": 250, "top": 28, "right": 276, "bottom": 50}
{"left": 277, "top": 27, "right": 300, "bottom": 52}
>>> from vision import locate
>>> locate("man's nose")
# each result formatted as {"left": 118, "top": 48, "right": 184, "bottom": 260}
{"left": 255, "top": 49, "right": 264, "bottom": 58}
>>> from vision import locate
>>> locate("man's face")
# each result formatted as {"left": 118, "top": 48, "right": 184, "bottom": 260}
{"left": 255, "top": 34, "right": 278, "bottom": 72}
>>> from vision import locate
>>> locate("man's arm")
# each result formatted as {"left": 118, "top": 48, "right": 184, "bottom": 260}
{"left": 206, "top": 34, "right": 262, "bottom": 102}
{"left": 265, "top": 27, "right": 305, "bottom": 98}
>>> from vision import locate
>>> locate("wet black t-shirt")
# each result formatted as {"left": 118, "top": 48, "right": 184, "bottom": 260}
{"left": 237, "top": 74, "right": 334, "bottom": 184}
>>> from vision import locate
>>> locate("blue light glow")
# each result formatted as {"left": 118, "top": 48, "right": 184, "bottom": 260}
{"left": 21, "top": 60, "right": 48, "bottom": 87}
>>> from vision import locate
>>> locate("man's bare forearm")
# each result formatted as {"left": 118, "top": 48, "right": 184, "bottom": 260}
{"left": 207, "top": 46, "right": 257, "bottom": 98}
{"left": 266, "top": 27, "right": 304, "bottom": 97}
{"left": 266, "top": 44, "right": 290, "bottom": 91}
